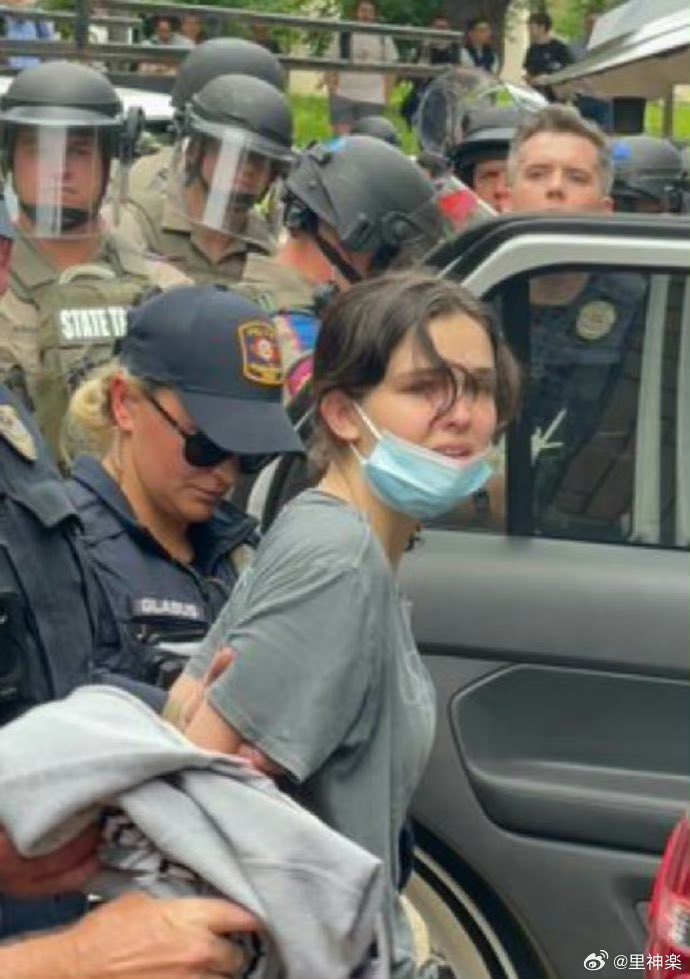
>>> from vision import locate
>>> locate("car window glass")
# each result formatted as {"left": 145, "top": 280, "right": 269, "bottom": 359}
{"left": 431, "top": 267, "right": 689, "bottom": 551}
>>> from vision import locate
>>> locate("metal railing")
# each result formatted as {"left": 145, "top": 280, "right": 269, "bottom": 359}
{"left": 0, "top": 0, "right": 464, "bottom": 80}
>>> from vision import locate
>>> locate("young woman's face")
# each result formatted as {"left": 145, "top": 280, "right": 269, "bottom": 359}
{"left": 116, "top": 383, "right": 239, "bottom": 526}
{"left": 360, "top": 311, "right": 498, "bottom": 459}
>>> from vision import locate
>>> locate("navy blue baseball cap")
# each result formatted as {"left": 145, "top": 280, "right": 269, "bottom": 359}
{"left": 120, "top": 284, "right": 303, "bottom": 457}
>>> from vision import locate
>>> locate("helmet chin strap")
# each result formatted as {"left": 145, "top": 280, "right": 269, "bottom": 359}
{"left": 19, "top": 201, "right": 99, "bottom": 234}
{"left": 312, "top": 227, "right": 362, "bottom": 285}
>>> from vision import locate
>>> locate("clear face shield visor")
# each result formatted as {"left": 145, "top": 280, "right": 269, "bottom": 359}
{"left": 4, "top": 120, "right": 117, "bottom": 238}
{"left": 415, "top": 68, "right": 547, "bottom": 158}
{"left": 166, "top": 118, "right": 294, "bottom": 239}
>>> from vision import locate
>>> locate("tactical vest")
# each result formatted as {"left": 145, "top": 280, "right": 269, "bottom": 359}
{"left": 530, "top": 272, "right": 648, "bottom": 540}
{"left": 0, "top": 387, "right": 94, "bottom": 726}
{"left": 10, "top": 231, "right": 154, "bottom": 455}
{"left": 125, "top": 190, "right": 274, "bottom": 287}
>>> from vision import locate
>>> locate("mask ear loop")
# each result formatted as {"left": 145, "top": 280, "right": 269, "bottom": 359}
{"left": 349, "top": 401, "right": 382, "bottom": 464}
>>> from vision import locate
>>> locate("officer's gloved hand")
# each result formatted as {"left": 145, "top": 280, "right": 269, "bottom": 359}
{"left": 0, "top": 823, "right": 100, "bottom": 899}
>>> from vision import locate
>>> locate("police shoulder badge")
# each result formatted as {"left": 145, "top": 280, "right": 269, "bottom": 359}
{"left": 0, "top": 405, "right": 37, "bottom": 461}
{"left": 238, "top": 321, "right": 284, "bottom": 386}
{"left": 575, "top": 300, "right": 617, "bottom": 341}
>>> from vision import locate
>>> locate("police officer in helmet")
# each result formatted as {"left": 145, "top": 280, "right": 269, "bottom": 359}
{"left": 128, "top": 36, "right": 286, "bottom": 197}
{"left": 119, "top": 73, "right": 293, "bottom": 284}
{"left": 611, "top": 135, "right": 687, "bottom": 214}
{"left": 449, "top": 105, "right": 523, "bottom": 210}
{"left": 0, "top": 61, "right": 188, "bottom": 456}
{"left": 240, "top": 135, "right": 447, "bottom": 398}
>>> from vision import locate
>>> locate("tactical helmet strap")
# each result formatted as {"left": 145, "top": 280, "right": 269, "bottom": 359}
{"left": 18, "top": 201, "right": 98, "bottom": 235}
{"left": 312, "top": 227, "right": 361, "bottom": 285}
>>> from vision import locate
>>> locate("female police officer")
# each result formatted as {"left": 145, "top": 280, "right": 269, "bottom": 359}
{"left": 169, "top": 270, "right": 520, "bottom": 978}
{"left": 64, "top": 284, "right": 302, "bottom": 688}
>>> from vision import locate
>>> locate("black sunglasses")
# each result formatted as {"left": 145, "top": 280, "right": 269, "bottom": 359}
{"left": 144, "top": 392, "right": 271, "bottom": 474}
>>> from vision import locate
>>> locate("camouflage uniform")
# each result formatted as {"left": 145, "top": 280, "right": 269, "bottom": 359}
{"left": 0, "top": 229, "right": 189, "bottom": 455}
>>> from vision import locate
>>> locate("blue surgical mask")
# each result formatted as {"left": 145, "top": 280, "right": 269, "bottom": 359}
{"left": 352, "top": 404, "right": 493, "bottom": 520}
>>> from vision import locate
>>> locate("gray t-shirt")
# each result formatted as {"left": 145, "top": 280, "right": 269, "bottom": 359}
{"left": 188, "top": 489, "right": 436, "bottom": 978}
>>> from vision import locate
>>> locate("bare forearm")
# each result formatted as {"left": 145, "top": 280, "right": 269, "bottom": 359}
{"left": 0, "top": 931, "right": 78, "bottom": 979}
{"left": 184, "top": 697, "right": 244, "bottom": 754}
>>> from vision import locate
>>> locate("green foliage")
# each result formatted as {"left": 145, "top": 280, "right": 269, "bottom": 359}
{"left": 546, "top": 0, "right": 621, "bottom": 42}
{"left": 290, "top": 90, "right": 418, "bottom": 152}
{"left": 646, "top": 100, "right": 690, "bottom": 141}
{"left": 290, "top": 90, "right": 690, "bottom": 151}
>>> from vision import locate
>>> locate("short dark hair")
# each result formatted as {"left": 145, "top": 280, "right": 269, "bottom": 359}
{"left": 466, "top": 17, "right": 491, "bottom": 32}
{"left": 313, "top": 270, "right": 520, "bottom": 457}
{"left": 528, "top": 11, "right": 552, "bottom": 31}
{"left": 507, "top": 104, "right": 613, "bottom": 194}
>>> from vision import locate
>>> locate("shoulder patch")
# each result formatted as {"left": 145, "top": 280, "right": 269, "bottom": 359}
{"left": 237, "top": 321, "right": 283, "bottom": 386}
{"left": 0, "top": 404, "right": 37, "bottom": 461}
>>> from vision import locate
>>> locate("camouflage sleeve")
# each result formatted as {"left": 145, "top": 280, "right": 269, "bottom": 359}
{"left": 111, "top": 204, "right": 150, "bottom": 252}
{"left": 145, "top": 257, "right": 193, "bottom": 290}
{"left": 0, "top": 290, "right": 40, "bottom": 411}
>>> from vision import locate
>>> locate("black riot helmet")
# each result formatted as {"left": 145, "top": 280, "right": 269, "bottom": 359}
{"left": 681, "top": 145, "right": 689, "bottom": 176}
{"left": 171, "top": 37, "right": 286, "bottom": 112}
{"left": 612, "top": 136, "right": 685, "bottom": 213}
{"left": 351, "top": 115, "right": 402, "bottom": 147}
{"left": 167, "top": 74, "right": 294, "bottom": 238}
{"left": 284, "top": 135, "right": 446, "bottom": 283}
{"left": 0, "top": 61, "right": 140, "bottom": 235}
{"left": 188, "top": 73, "right": 293, "bottom": 151}
{"left": 449, "top": 105, "right": 522, "bottom": 186}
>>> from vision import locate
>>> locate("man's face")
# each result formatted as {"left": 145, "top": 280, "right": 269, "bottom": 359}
{"left": 156, "top": 19, "right": 173, "bottom": 43}
{"left": 504, "top": 133, "right": 613, "bottom": 214}
{"left": 199, "top": 140, "right": 272, "bottom": 203}
{"left": 469, "top": 22, "right": 492, "bottom": 47}
{"left": 13, "top": 128, "right": 106, "bottom": 220}
{"left": 356, "top": 1, "right": 376, "bottom": 23}
{"left": 528, "top": 21, "right": 547, "bottom": 43}
{"left": 181, "top": 15, "right": 202, "bottom": 41}
{"left": 473, "top": 158, "right": 507, "bottom": 210}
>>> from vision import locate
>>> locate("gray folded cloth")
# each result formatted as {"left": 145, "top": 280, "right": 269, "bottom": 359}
{"left": 0, "top": 685, "right": 388, "bottom": 979}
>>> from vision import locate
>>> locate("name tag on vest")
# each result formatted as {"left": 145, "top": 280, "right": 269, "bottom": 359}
{"left": 131, "top": 598, "right": 206, "bottom": 622}
{"left": 58, "top": 307, "right": 128, "bottom": 344}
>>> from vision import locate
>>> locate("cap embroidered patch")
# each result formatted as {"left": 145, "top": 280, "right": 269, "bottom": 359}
{"left": 238, "top": 321, "right": 283, "bottom": 386}
{"left": 0, "top": 405, "right": 37, "bottom": 461}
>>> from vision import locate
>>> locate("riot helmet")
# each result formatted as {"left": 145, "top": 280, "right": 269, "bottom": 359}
{"left": 450, "top": 105, "right": 522, "bottom": 184}
{"left": 351, "top": 115, "right": 402, "bottom": 147}
{"left": 284, "top": 135, "right": 447, "bottom": 283}
{"left": 681, "top": 144, "right": 689, "bottom": 176}
{"left": 612, "top": 136, "right": 685, "bottom": 213}
{"left": 416, "top": 67, "right": 546, "bottom": 159}
{"left": 171, "top": 38, "right": 286, "bottom": 113}
{"left": 166, "top": 73, "right": 294, "bottom": 240}
{"left": 0, "top": 62, "right": 140, "bottom": 237}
